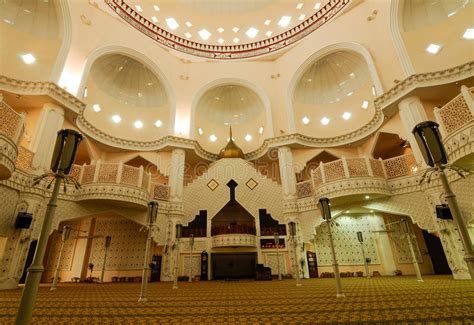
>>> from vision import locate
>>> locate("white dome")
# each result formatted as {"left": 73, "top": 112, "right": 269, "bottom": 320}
{"left": 196, "top": 84, "right": 264, "bottom": 125}
{"left": 90, "top": 54, "right": 168, "bottom": 108}
{"left": 0, "top": 0, "right": 59, "bottom": 39}
{"left": 294, "top": 51, "right": 369, "bottom": 105}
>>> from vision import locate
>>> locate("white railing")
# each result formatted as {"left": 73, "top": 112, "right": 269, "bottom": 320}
{"left": 0, "top": 100, "right": 25, "bottom": 144}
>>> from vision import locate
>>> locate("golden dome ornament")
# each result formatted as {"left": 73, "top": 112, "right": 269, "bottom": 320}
{"left": 219, "top": 126, "right": 244, "bottom": 159}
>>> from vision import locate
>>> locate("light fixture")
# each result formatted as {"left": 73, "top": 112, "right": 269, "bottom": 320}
{"left": 425, "top": 43, "right": 442, "bottom": 54}
{"left": 185, "top": 32, "right": 192, "bottom": 38}
{"left": 153, "top": 5, "right": 160, "bottom": 11}
{"left": 198, "top": 29, "right": 211, "bottom": 40}
{"left": 462, "top": 28, "right": 474, "bottom": 40}
{"left": 83, "top": 87, "right": 88, "bottom": 98}
{"left": 372, "top": 86, "right": 376, "bottom": 96}
{"left": 151, "top": 16, "right": 158, "bottom": 23}
{"left": 112, "top": 114, "right": 121, "bottom": 123}
{"left": 232, "top": 27, "right": 239, "bottom": 33}
{"left": 346, "top": 210, "right": 350, "bottom": 213}
{"left": 361, "top": 100, "right": 369, "bottom": 109}
{"left": 166, "top": 17, "right": 179, "bottom": 30}
{"left": 321, "top": 117, "right": 330, "bottom": 125}
{"left": 135, "top": 5, "right": 143, "bottom": 12}
{"left": 217, "top": 38, "right": 224, "bottom": 44}
{"left": 134, "top": 120, "right": 144, "bottom": 129}
{"left": 209, "top": 134, "right": 217, "bottom": 142}
{"left": 246, "top": 27, "right": 259, "bottom": 38}
{"left": 217, "top": 27, "right": 224, "bottom": 33}
{"left": 233, "top": 37, "right": 240, "bottom": 43}
{"left": 314, "top": 2, "right": 321, "bottom": 10}
{"left": 92, "top": 104, "right": 101, "bottom": 112}
{"left": 185, "top": 21, "right": 192, "bottom": 27}
{"left": 198, "top": 128, "right": 203, "bottom": 135}
{"left": 155, "top": 120, "right": 162, "bottom": 128}
{"left": 258, "top": 126, "right": 264, "bottom": 134}
{"left": 244, "top": 134, "right": 252, "bottom": 142}
{"left": 278, "top": 16, "right": 291, "bottom": 27}
{"left": 347, "top": 91, "right": 353, "bottom": 96}
{"left": 265, "top": 31, "right": 273, "bottom": 37}
{"left": 302, "top": 116, "right": 310, "bottom": 125}
{"left": 370, "top": 210, "right": 374, "bottom": 213}
{"left": 264, "top": 20, "right": 271, "bottom": 26}
{"left": 448, "top": 10, "right": 457, "bottom": 17}
{"left": 365, "top": 195, "right": 370, "bottom": 199}
{"left": 296, "top": 3, "right": 303, "bottom": 9}
{"left": 298, "top": 14, "right": 306, "bottom": 20}
{"left": 342, "top": 112, "right": 352, "bottom": 120}
{"left": 412, "top": 121, "right": 447, "bottom": 167}
{"left": 20, "top": 53, "right": 36, "bottom": 64}
{"left": 3, "top": 19, "right": 13, "bottom": 25}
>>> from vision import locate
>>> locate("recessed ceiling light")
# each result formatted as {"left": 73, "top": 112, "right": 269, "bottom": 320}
{"left": 347, "top": 91, "right": 353, "bottom": 96}
{"left": 462, "top": 28, "right": 474, "bottom": 40}
{"left": 92, "top": 104, "right": 101, "bottom": 112}
{"left": 232, "top": 27, "right": 239, "bottom": 33}
{"left": 246, "top": 27, "right": 259, "bottom": 38}
{"left": 217, "top": 38, "right": 224, "bottom": 44}
{"left": 298, "top": 14, "right": 306, "bottom": 20}
{"left": 20, "top": 53, "right": 36, "bottom": 64}
{"left": 365, "top": 195, "right": 370, "bottom": 199}
{"left": 320, "top": 117, "right": 330, "bottom": 125}
{"left": 447, "top": 11, "right": 457, "bottom": 17}
{"left": 296, "top": 3, "right": 303, "bottom": 9}
{"left": 302, "top": 116, "right": 310, "bottom": 125}
{"left": 370, "top": 210, "right": 374, "bottom": 213}
{"left": 245, "top": 134, "right": 252, "bottom": 142}
{"left": 372, "top": 86, "right": 376, "bottom": 96}
{"left": 314, "top": 2, "right": 321, "bottom": 10}
{"left": 425, "top": 43, "right": 442, "bottom": 54}
{"left": 154, "top": 120, "right": 162, "bottom": 127}
{"left": 135, "top": 5, "right": 143, "bottom": 12}
{"left": 151, "top": 16, "right": 158, "bottom": 23}
{"left": 217, "top": 27, "right": 224, "bottom": 33}
{"left": 134, "top": 120, "right": 144, "bottom": 129}
{"left": 258, "top": 126, "right": 264, "bottom": 134}
{"left": 342, "top": 112, "right": 352, "bottom": 120}
{"left": 83, "top": 87, "right": 88, "bottom": 98}
{"left": 198, "top": 29, "right": 211, "bottom": 40}
{"left": 233, "top": 37, "right": 240, "bottom": 43}
{"left": 361, "top": 100, "right": 369, "bottom": 109}
{"left": 185, "top": 32, "right": 192, "bottom": 38}
{"left": 112, "top": 114, "right": 121, "bottom": 123}
{"left": 278, "top": 16, "right": 292, "bottom": 27}
{"left": 264, "top": 19, "right": 271, "bottom": 26}
{"left": 209, "top": 134, "right": 217, "bottom": 142}
{"left": 185, "top": 21, "right": 192, "bottom": 27}
{"left": 265, "top": 30, "right": 273, "bottom": 37}
{"left": 3, "top": 19, "right": 13, "bottom": 25}
{"left": 153, "top": 5, "right": 160, "bottom": 11}
{"left": 346, "top": 210, "right": 350, "bottom": 213}
{"left": 165, "top": 17, "right": 179, "bottom": 30}
{"left": 198, "top": 128, "right": 203, "bottom": 135}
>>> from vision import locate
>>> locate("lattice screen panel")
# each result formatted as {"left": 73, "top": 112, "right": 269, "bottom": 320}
{"left": 265, "top": 253, "right": 287, "bottom": 275}
{"left": 314, "top": 216, "right": 379, "bottom": 266}
{"left": 0, "top": 187, "right": 19, "bottom": 233}
{"left": 182, "top": 255, "right": 201, "bottom": 277}
{"left": 387, "top": 216, "right": 422, "bottom": 264}
{"left": 45, "top": 220, "right": 81, "bottom": 271}
{"left": 90, "top": 218, "right": 147, "bottom": 270}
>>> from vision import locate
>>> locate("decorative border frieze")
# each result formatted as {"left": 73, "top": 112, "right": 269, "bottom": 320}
{"left": 314, "top": 177, "right": 391, "bottom": 200}
{"left": 211, "top": 234, "right": 256, "bottom": 248}
{"left": 76, "top": 183, "right": 149, "bottom": 208}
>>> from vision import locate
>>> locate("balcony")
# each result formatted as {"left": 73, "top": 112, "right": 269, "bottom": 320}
{"left": 211, "top": 234, "right": 257, "bottom": 248}
{"left": 0, "top": 100, "right": 24, "bottom": 180}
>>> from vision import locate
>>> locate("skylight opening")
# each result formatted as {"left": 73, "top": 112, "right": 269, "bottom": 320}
{"left": 165, "top": 17, "right": 179, "bottom": 30}
{"left": 185, "top": 21, "right": 192, "bottom": 27}
{"left": 245, "top": 134, "right": 253, "bottom": 142}
{"left": 302, "top": 116, "right": 310, "bottom": 125}
{"left": 153, "top": 5, "right": 160, "bottom": 11}
{"left": 232, "top": 27, "right": 239, "bottom": 33}
{"left": 314, "top": 2, "right": 321, "bottom": 10}
{"left": 217, "top": 38, "right": 224, "bottom": 44}
{"left": 246, "top": 27, "right": 259, "bottom": 38}
{"left": 425, "top": 43, "right": 442, "bottom": 54}
{"left": 112, "top": 114, "right": 121, "bottom": 123}
{"left": 296, "top": 3, "right": 304, "bottom": 9}
{"left": 217, "top": 27, "right": 224, "bottom": 33}
{"left": 92, "top": 104, "right": 101, "bottom": 112}
{"left": 258, "top": 126, "right": 264, "bottom": 134}
{"left": 278, "top": 16, "right": 292, "bottom": 27}
{"left": 20, "top": 53, "right": 36, "bottom": 64}
{"left": 209, "top": 134, "right": 217, "bottom": 142}
{"left": 462, "top": 28, "right": 474, "bottom": 40}
{"left": 264, "top": 20, "right": 271, "bottom": 26}
{"left": 151, "top": 16, "right": 158, "bottom": 23}
{"left": 135, "top": 5, "right": 143, "bottom": 12}
{"left": 134, "top": 120, "right": 144, "bottom": 129}
{"left": 185, "top": 32, "right": 192, "bottom": 38}
{"left": 298, "top": 14, "right": 306, "bottom": 20}
{"left": 198, "top": 29, "right": 212, "bottom": 40}
{"left": 155, "top": 120, "right": 163, "bottom": 128}
{"left": 320, "top": 117, "right": 330, "bottom": 125}
{"left": 342, "top": 112, "right": 352, "bottom": 120}
{"left": 198, "top": 128, "right": 203, "bottom": 135}
{"left": 265, "top": 31, "right": 273, "bottom": 37}
{"left": 361, "top": 100, "right": 369, "bottom": 109}
{"left": 233, "top": 37, "right": 240, "bottom": 43}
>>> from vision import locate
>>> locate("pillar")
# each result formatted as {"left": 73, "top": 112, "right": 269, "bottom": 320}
{"left": 169, "top": 149, "right": 185, "bottom": 202}
{"left": 398, "top": 96, "right": 428, "bottom": 166}
{"left": 30, "top": 103, "right": 65, "bottom": 171}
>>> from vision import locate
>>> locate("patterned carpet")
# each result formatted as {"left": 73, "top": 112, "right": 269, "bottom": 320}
{"left": 2, "top": 276, "right": 474, "bottom": 324}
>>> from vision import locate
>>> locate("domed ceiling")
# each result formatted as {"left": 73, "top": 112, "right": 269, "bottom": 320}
{"left": 90, "top": 54, "right": 168, "bottom": 107}
{"left": 0, "top": 0, "right": 59, "bottom": 39}
{"left": 104, "top": 0, "right": 353, "bottom": 60}
{"left": 294, "top": 51, "right": 369, "bottom": 105}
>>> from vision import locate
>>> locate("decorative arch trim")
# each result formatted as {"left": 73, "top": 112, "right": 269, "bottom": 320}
{"left": 389, "top": 0, "right": 415, "bottom": 77}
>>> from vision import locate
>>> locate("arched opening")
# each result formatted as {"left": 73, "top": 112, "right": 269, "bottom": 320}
{"left": 297, "top": 150, "right": 339, "bottom": 181}
{"left": 372, "top": 132, "right": 412, "bottom": 160}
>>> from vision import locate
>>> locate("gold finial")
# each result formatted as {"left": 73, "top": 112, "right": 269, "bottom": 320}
{"left": 219, "top": 126, "right": 244, "bottom": 159}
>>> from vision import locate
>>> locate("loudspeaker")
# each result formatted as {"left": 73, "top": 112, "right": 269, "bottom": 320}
{"left": 436, "top": 204, "right": 453, "bottom": 220}
{"left": 15, "top": 212, "right": 33, "bottom": 229}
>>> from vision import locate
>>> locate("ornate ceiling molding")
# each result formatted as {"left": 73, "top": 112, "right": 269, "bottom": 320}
{"left": 105, "top": 0, "right": 351, "bottom": 60}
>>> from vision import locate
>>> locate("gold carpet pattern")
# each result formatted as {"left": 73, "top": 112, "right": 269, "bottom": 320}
{"left": 2, "top": 276, "right": 474, "bottom": 324}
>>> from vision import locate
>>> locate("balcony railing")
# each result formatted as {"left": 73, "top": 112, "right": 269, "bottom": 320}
{"left": 0, "top": 100, "right": 24, "bottom": 144}
{"left": 211, "top": 224, "right": 257, "bottom": 236}
{"left": 296, "top": 154, "right": 417, "bottom": 199}
{"left": 435, "top": 86, "right": 474, "bottom": 137}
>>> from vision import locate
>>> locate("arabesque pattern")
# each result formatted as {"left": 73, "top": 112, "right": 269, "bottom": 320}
{"left": 98, "top": 163, "right": 118, "bottom": 183}
{"left": 324, "top": 160, "right": 345, "bottom": 182}
{"left": 121, "top": 165, "right": 139, "bottom": 186}
{"left": 439, "top": 94, "right": 473, "bottom": 134}
{"left": 347, "top": 158, "right": 369, "bottom": 177}
{"left": 15, "top": 146, "right": 33, "bottom": 171}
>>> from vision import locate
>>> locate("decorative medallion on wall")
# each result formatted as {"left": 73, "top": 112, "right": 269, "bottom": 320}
{"left": 207, "top": 179, "right": 219, "bottom": 191}
{"left": 246, "top": 178, "right": 258, "bottom": 190}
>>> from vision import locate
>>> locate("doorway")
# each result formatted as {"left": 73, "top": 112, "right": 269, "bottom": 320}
{"left": 212, "top": 253, "right": 256, "bottom": 279}
{"left": 422, "top": 230, "right": 451, "bottom": 275}
{"left": 19, "top": 240, "right": 38, "bottom": 284}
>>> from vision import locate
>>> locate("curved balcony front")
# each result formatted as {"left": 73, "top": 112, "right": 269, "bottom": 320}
{"left": 212, "top": 234, "right": 257, "bottom": 248}
{"left": 0, "top": 101, "right": 24, "bottom": 180}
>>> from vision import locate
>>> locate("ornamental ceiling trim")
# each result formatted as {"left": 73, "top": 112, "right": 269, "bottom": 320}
{"left": 105, "top": 0, "right": 351, "bottom": 60}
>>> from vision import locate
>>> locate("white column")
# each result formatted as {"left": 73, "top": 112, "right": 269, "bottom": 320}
{"left": 398, "top": 96, "right": 428, "bottom": 166}
{"left": 169, "top": 149, "right": 185, "bottom": 202}
{"left": 371, "top": 215, "right": 397, "bottom": 275}
{"left": 278, "top": 147, "right": 297, "bottom": 200}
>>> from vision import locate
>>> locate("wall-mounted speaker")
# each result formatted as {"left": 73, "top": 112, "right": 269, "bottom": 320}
{"left": 435, "top": 204, "right": 453, "bottom": 220}
{"left": 15, "top": 212, "right": 33, "bottom": 229}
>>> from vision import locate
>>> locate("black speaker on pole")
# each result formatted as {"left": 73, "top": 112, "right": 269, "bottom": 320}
{"left": 435, "top": 204, "right": 453, "bottom": 220}
{"left": 15, "top": 212, "right": 33, "bottom": 229}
